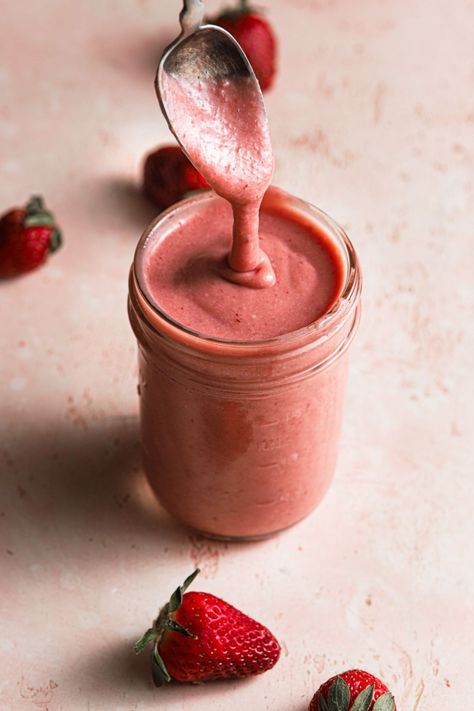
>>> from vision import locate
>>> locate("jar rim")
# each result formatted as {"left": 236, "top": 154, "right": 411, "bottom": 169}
{"left": 132, "top": 186, "right": 362, "bottom": 353}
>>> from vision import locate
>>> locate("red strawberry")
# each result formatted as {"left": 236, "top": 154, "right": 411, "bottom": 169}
{"left": 143, "top": 145, "right": 208, "bottom": 211}
{"left": 211, "top": 0, "right": 277, "bottom": 91}
{"left": 309, "top": 669, "right": 396, "bottom": 711}
{"left": 135, "top": 569, "right": 281, "bottom": 685}
{"left": 0, "top": 196, "right": 62, "bottom": 278}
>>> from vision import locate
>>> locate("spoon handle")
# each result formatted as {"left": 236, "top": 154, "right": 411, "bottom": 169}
{"left": 179, "top": 0, "right": 205, "bottom": 39}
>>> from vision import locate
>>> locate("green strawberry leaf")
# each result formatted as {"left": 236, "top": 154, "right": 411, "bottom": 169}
{"left": 134, "top": 627, "right": 157, "bottom": 655}
{"left": 151, "top": 645, "right": 171, "bottom": 687}
{"left": 351, "top": 684, "right": 374, "bottom": 711}
{"left": 26, "top": 196, "right": 45, "bottom": 213}
{"left": 328, "top": 676, "right": 350, "bottom": 711}
{"left": 48, "top": 227, "right": 62, "bottom": 252}
{"left": 181, "top": 568, "right": 200, "bottom": 592}
{"left": 168, "top": 568, "right": 200, "bottom": 613}
{"left": 168, "top": 586, "right": 183, "bottom": 613}
{"left": 24, "top": 213, "right": 55, "bottom": 228}
{"left": 24, "top": 195, "right": 56, "bottom": 228}
{"left": 373, "top": 693, "right": 396, "bottom": 711}
{"left": 318, "top": 693, "right": 329, "bottom": 711}
{"left": 166, "top": 618, "right": 196, "bottom": 637}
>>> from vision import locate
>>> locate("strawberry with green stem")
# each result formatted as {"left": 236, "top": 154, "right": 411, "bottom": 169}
{"left": 310, "top": 670, "right": 397, "bottom": 711}
{"left": 135, "top": 569, "right": 281, "bottom": 685}
{"left": 0, "top": 196, "right": 62, "bottom": 278}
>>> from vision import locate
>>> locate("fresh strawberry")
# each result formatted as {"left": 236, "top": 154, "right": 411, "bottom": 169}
{"left": 143, "top": 145, "right": 208, "bottom": 211}
{"left": 211, "top": 0, "right": 277, "bottom": 91}
{"left": 309, "top": 669, "right": 396, "bottom": 711}
{"left": 135, "top": 569, "right": 281, "bottom": 685}
{"left": 0, "top": 196, "right": 62, "bottom": 278}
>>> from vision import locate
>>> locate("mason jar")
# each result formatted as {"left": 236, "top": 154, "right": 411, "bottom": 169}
{"left": 128, "top": 187, "right": 361, "bottom": 540}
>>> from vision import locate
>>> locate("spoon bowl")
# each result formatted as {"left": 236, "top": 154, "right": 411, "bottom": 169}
{"left": 155, "top": 1, "right": 273, "bottom": 205}
{"left": 158, "top": 25, "right": 253, "bottom": 98}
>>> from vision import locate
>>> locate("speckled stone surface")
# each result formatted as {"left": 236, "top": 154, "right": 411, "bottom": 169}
{"left": 1, "top": 1, "right": 473, "bottom": 709}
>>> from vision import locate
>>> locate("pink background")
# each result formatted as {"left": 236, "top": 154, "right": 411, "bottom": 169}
{"left": 1, "top": 0, "right": 473, "bottom": 709}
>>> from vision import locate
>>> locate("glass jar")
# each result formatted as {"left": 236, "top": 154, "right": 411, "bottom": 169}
{"left": 128, "top": 187, "right": 361, "bottom": 540}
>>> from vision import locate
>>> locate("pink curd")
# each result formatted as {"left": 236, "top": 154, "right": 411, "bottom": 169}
{"left": 129, "top": 188, "right": 361, "bottom": 539}
{"left": 142, "top": 189, "right": 345, "bottom": 341}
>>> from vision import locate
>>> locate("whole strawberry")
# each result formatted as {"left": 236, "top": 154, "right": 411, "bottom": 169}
{"left": 310, "top": 669, "right": 396, "bottom": 711}
{"left": 211, "top": 0, "right": 277, "bottom": 91}
{"left": 0, "top": 196, "right": 62, "bottom": 278}
{"left": 143, "top": 145, "right": 208, "bottom": 211}
{"left": 135, "top": 569, "right": 281, "bottom": 685}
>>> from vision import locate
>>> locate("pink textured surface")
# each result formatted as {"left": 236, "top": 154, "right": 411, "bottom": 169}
{"left": 1, "top": 1, "right": 473, "bottom": 709}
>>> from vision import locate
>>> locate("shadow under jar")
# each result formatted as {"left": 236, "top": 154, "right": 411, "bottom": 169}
{"left": 128, "top": 187, "right": 361, "bottom": 540}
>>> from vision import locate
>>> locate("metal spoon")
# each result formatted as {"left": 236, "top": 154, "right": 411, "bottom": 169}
{"left": 155, "top": 0, "right": 275, "bottom": 284}
{"left": 155, "top": 0, "right": 272, "bottom": 198}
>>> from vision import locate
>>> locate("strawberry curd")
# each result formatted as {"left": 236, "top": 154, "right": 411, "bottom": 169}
{"left": 129, "top": 187, "right": 361, "bottom": 539}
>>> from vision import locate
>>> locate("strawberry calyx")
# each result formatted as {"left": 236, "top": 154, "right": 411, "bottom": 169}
{"left": 24, "top": 195, "right": 62, "bottom": 253}
{"left": 211, "top": 0, "right": 263, "bottom": 22}
{"left": 134, "top": 569, "right": 200, "bottom": 687}
{"left": 318, "top": 677, "right": 396, "bottom": 711}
